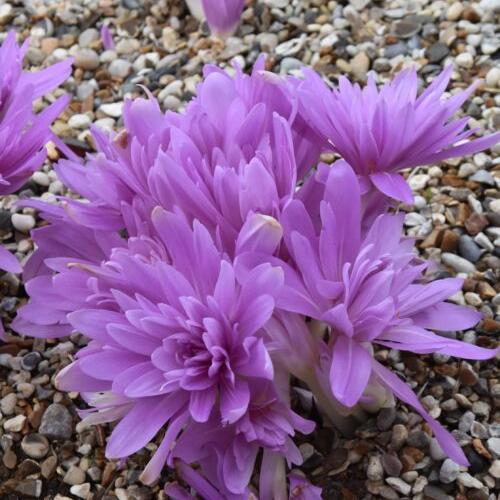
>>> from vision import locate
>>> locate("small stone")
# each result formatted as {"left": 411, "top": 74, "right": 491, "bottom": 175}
{"left": 377, "top": 407, "right": 396, "bottom": 431}
{"left": 0, "top": 4, "right": 13, "bottom": 24}
{"left": 384, "top": 42, "right": 408, "bottom": 58}
{"left": 32, "top": 171, "right": 50, "bottom": 187}
{"left": 386, "top": 477, "right": 411, "bottom": 496}
{"left": 39, "top": 403, "right": 72, "bottom": 440}
{"left": 430, "top": 438, "right": 447, "bottom": 461}
{"left": 474, "top": 233, "right": 494, "bottom": 252}
{"left": 78, "top": 28, "right": 99, "bottom": 47}
{"left": 1, "top": 393, "right": 17, "bottom": 415}
{"left": 409, "top": 174, "right": 430, "bottom": 191}
{"left": 41, "top": 455, "right": 57, "bottom": 479}
{"left": 68, "top": 114, "right": 91, "bottom": 130}
{"left": 470, "top": 422, "right": 488, "bottom": 439}
{"left": 458, "top": 235, "right": 483, "bottom": 263}
{"left": 109, "top": 59, "right": 132, "bottom": 79}
{"left": 407, "top": 430, "right": 430, "bottom": 449}
{"left": 465, "top": 213, "right": 489, "bottom": 235}
{"left": 456, "top": 52, "right": 474, "bottom": 69}
{"left": 349, "top": 0, "right": 371, "bottom": 10}
{"left": 15, "top": 479, "right": 42, "bottom": 498}
{"left": 63, "top": 465, "right": 86, "bottom": 485}
{"left": 413, "top": 476, "right": 427, "bottom": 494}
{"left": 275, "top": 37, "right": 306, "bottom": 57}
{"left": 423, "top": 485, "right": 453, "bottom": 500}
{"left": 446, "top": 2, "right": 464, "bottom": 20}
{"left": 70, "top": 483, "right": 91, "bottom": 499}
{"left": 489, "top": 199, "right": 500, "bottom": 213}
{"left": 441, "top": 230, "right": 459, "bottom": 252}
{"left": 426, "top": 43, "right": 449, "bottom": 63}
{"left": 391, "top": 424, "right": 408, "bottom": 450}
{"left": 485, "top": 67, "right": 500, "bottom": 88}
{"left": 381, "top": 453, "right": 402, "bottom": 477}
{"left": 488, "top": 459, "right": 500, "bottom": 478}
{"left": 74, "top": 49, "right": 100, "bottom": 70}
{"left": 457, "top": 472, "right": 483, "bottom": 489}
{"left": 12, "top": 213, "right": 36, "bottom": 233}
{"left": 439, "top": 458, "right": 460, "bottom": 483}
{"left": 4, "top": 414, "right": 26, "bottom": 432}
{"left": 458, "top": 362, "right": 479, "bottom": 386}
{"left": 393, "top": 20, "right": 420, "bottom": 38}
{"left": 100, "top": 102, "right": 123, "bottom": 118}
{"left": 472, "top": 401, "right": 490, "bottom": 418}
{"left": 487, "top": 437, "right": 500, "bottom": 458}
{"left": 367, "top": 455, "right": 384, "bottom": 480}
{"left": 442, "top": 253, "right": 476, "bottom": 274}
{"left": 351, "top": 51, "right": 370, "bottom": 79}
{"left": 21, "top": 351, "right": 41, "bottom": 371}
{"left": 21, "top": 434, "right": 49, "bottom": 459}
{"left": 469, "top": 170, "right": 495, "bottom": 186}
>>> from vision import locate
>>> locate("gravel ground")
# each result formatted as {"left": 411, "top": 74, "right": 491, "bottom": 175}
{"left": 0, "top": 0, "right": 499, "bottom": 499}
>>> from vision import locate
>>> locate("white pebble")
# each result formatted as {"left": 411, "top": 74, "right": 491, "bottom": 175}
{"left": 11, "top": 214, "right": 36, "bottom": 233}
{"left": 68, "top": 114, "right": 91, "bottom": 129}
{"left": 3, "top": 414, "right": 26, "bottom": 432}
{"left": 100, "top": 102, "right": 123, "bottom": 118}
{"left": 456, "top": 52, "right": 473, "bottom": 69}
{"left": 409, "top": 174, "right": 430, "bottom": 190}
{"left": 32, "top": 171, "right": 50, "bottom": 187}
{"left": 485, "top": 67, "right": 500, "bottom": 88}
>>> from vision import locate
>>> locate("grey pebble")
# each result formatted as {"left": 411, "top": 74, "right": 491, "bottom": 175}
{"left": 39, "top": 403, "right": 73, "bottom": 441}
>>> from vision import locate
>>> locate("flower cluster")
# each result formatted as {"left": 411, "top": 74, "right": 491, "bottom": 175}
{"left": 0, "top": 32, "right": 70, "bottom": 336}
{"left": 14, "top": 57, "right": 499, "bottom": 498}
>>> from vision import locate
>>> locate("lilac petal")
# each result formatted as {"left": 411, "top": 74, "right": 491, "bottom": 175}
{"left": 288, "top": 474, "right": 323, "bottom": 499}
{"left": 322, "top": 304, "right": 353, "bottom": 338}
{"left": 124, "top": 368, "right": 168, "bottom": 398}
{"left": 259, "top": 450, "right": 286, "bottom": 500}
{"left": 174, "top": 460, "right": 221, "bottom": 500}
{"left": 222, "top": 438, "right": 258, "bottom": 494}
{"left": 220, "top": 378, "right": 250, "bottom": 424}
{"left": 373, "top": 361, "right": 469, "bottom": 466}
{"left": 370, "top": 171, "right": 413, "bottom": 204}
{"left": 236, "top": 213, "right": 283, "bottom": 256}
{"left": 330, "top": 336, "right": 372, "bottom": 407}
{"left": 189, "top": 387, "right": 216, "bottom": 423}
{"left": 101, "top": 24, "right": 114, "bottom": 50}
{"left": 0, "top": 246, "right": 22, "bottom": 273}
{"left": 56, "top": 361, "right": 111, "bottom": 392}
{"left": 237, "top": 294, "right": 276, "bottom": 338}
{"left": 411, "top": 302, "right": 481, "bottom": 331}
{"left": 79, "top": 349, "right": 146, "bottom": 380}
{"left": 106, "top": 394, "right": 185, "bottom": 459}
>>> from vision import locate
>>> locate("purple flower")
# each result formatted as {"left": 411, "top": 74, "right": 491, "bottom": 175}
{"left": 296, "top": 66, "right": 500, "bottom": 204}
{"left": 276, "top": 160, "right": 498, "bottom": 465}
{"left": 186, "top": 0, "right": 246, "bottom": 36}
{"left": 0, "top": 31, "right": 71, "bottom": 334}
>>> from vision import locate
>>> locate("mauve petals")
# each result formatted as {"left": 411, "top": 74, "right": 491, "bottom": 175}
{"left": 172, "top": 460, "right": 222, "bottom": 500}
{"left": 189, "top": 388, "right": 216, "bottom": 422}
{"left": 237, "top": 294, "right": 275, "bottom": 338}
{"left": 56, "top": 361, "right": 111, "bottom": 392}
{"left": 124, "top": 368, "right": 168, "bottom": 398}
{"left": 220, "top": 378, "right": 250, "bottom": 424}
{"left": 322, "top": 304, "right": 353, "bottom": 338}
{"left": 370, "top": 171, "right": 413, "bottom": 204}
{"left": 79, "top": 349, "right": 147, "bottom": 381}
{"left": 222, "top": 439, "right": 258, "bottom": 494}
{"left": 288, "top": 474, "right": 323, "bottom": 499}
{"left": 0, "top": 245, "right": 21, "bottom": 273}
{"left": 236, "top": 337, "right": 274, "bottom": 380}
{"left": 106, "top": 394, "right": 184, "bottom": 459}
{"left": 373, "top": 361, "right": 469, "bottom": 466}
{"left": 100, "top": 24, "right": 114, "bottom": 50}
{"left": 330, "top": 337, "right": 372, "bottom": 407}
{"left": 213, "top": 260, "right": 235, "bottom": 315}
{"left": 20, "top": 58, "right": 73, "bottom": 99}
{"left": 68, "top": 309, "right": 124, "bottom": 342}
{"left": 201, "top": 0, "right": 245, "bottom": 37}
{"left": 236, "top": 213, "right": 283, "bottom": 256}
{"left": 411, "top": 302, "right": 481, "bottom": 331}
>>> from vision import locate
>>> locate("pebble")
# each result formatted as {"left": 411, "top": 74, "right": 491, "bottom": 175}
{"left": 21, "top": 351, "right": 41, "bottom": 371}
{"left": 391, "top": 424, "right": 408, "bottom": 449}
{"left": 409, "top": 174, "right": 430, "bottom": 191}
{"left": 21, "top": 434, "right": 50, "bottom": 459}
{"left": 0, "top": 393, "right": 17, "bottom": 415}
{"left": 457, "top": 472, "right": 483, "bottom": 489}
{"left": 442, "top": 253, "right": 476, "bottom": 273}
{"left": 377, "top": 407, "right": 396, "bottom": 431}
{"left": 70, "top": 483, "right": 91, "bottom": 499}
{"left": 15, "top": 479, "right": 42, "bottom": 498}
{"left": 68, "top": 114, "right": 91, "bottom": 130}
{"left": 426, "top": 43, "right": 449, "bottom": 63}
{"left": 381, "top": 453, "right": 402, "bottom": 477}
{"left": 4, "top": 414, "right": 26, "bottom": 432}
{"left": 367, "top": 455, "right": 384, "bottom": 480}
{"left": 469, "top": 170, "right": 495, "bottom": 186}
{"left": 456, "top": 53, "right": 474, "bottom": 69}
{"left": 78, "top": 28, "right": 99, "bottom": 47}
{"left": 100, "top": 102, "right": 123, "bottom": 118}
{"left": 109, "top": 59, "right": 132, "bottom": 78}
{"left": 489, "top": 460, "right": 500, "bottom": 478}
{"left": 424, "top": 485, "right": 453, "bottom": 500}
{"left": 489, "top": 199, "right": 500, "bottom": 213}
{"left": 351, "top": 51, "right": 370, "bottom": 79}
{"left": 12, "top": 213, "right": 36, "bottom": 233}
{"left": 439, "top": 458, "right": 460, "bottom": 483}
{"left": 39, "top": 404, "right": 72, "bottom": 440}
{"left": 447, "top": 2, "right": 464, "bottom": 20}
{"left": 63, "top": 465, "right": 86, "bottom": 485}
{"left": 430, "top": 438, "right": 447, "bottom": 461}
{"left": 485, "top": 67, "right": 500, "bottom": 87}
{"left": 458, "top": 235, "right": 483, "bottom": 263}
{"left": 0, "top": 4, "right": 13, "bottom": 24}
{"left": 487, "top": 437, "right": 500, "bottom": 458}
{"left": 74, "top": 49, "right": 100, "bottom": 70}
{"left": 386, "top": 477, "right": 411, "bottom": 496}
{"left": 32, "top": 171, "right": 50, "bottom": 187}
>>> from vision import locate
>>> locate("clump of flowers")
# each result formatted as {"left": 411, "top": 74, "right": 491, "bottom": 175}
{"left": 0, "top": 32, "right": 71, "bottom": 335}
{"left": 14, "top": 60, "right": 499, "bottom": 497}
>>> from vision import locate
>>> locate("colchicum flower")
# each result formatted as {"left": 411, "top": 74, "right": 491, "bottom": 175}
{"left": 276, "top": 160, "right": 498, "bottom": 465}
{"left": 0, "top": 31, "right": 71, "bottom": 335}
{"left": 13, "top": 59, "right": 499, "bottom": 496}
{"left": 186, "top": 0, "right": 246, "bottom": 36}
{"left": 296, "top": 66, "right": 500, "bottom": 204}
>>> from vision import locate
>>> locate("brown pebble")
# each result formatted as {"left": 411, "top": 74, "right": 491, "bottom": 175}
{"left": 465, "top": 213, "right": 489, "bottom": 235}
{"left": 41, "top": 37, "right": 59, "bottom": 54}
{"left": 477, "top": 281, "right": 496, "bottom": 300}
{"left": 472, "top": 438, "right": 492, "bottom": 459}
{"left": 458, "top": 362, "right": 479, "bottom": 386}
{"left": 2, "top": 448, "right": 17, "bottom": 469}
{"left": 440, "top": 229, "right": 459, "bottom": 252}
{"left": 420, "top": 228, "right": 443, "bottom": 249}
{"left": 41, "top": 455, "right": 57, "bottom": 479}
